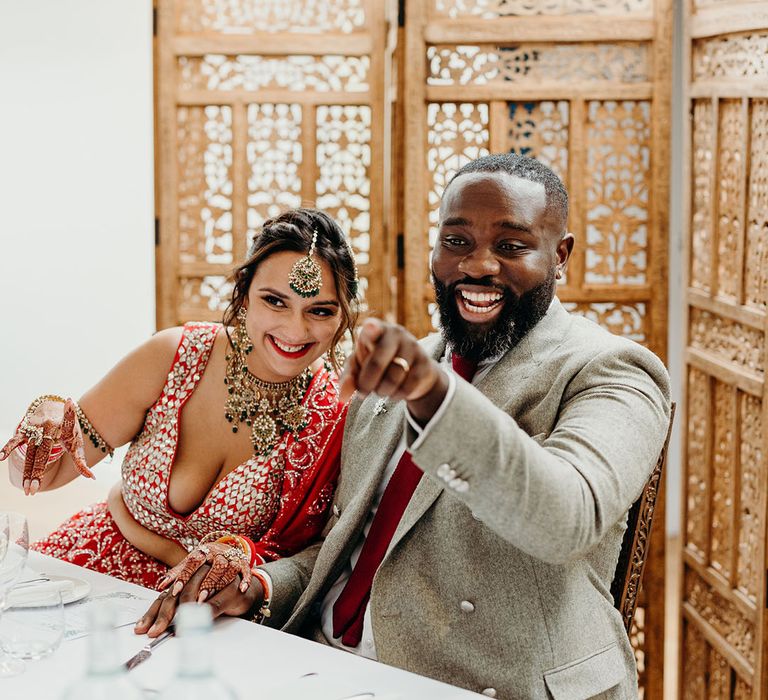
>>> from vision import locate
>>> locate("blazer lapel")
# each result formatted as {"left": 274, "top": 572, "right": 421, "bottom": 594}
{"left": 473, "top": 296, "right": 569, "bottom": 408}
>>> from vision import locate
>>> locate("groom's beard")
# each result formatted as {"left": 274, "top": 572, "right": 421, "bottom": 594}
{"left": 433, "top": 269, "right": 556, "bottom": 362}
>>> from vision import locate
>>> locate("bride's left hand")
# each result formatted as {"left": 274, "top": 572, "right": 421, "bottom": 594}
{"left": 135, "top": 566, "right": 264, "bottom": 637}
{"left": 157, "top": 541, "right": 252, "bottom": 602}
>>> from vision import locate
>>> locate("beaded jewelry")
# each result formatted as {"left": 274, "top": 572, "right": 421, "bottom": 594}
{"left": 288, "top": 229, "right": 323, "bottom": 298}
{"left": 73, "top": 402, "right": 114, "bottom": 456}
{"left": 224, "top": 309, "right": 311, "bottom": 455}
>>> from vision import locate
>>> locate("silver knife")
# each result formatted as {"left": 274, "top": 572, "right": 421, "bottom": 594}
{"left": 124, "top": 627, "right": 175, "bottom": 671}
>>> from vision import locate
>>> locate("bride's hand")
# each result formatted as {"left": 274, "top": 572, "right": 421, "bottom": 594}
{"left": 157, "top": 541, "right": 252, "bottom": 602}
{"left": 0, "top": 397, "right": 93, "bottom": 495}
{"left": 136, "top": 565, "right": 264, "bottom": 638}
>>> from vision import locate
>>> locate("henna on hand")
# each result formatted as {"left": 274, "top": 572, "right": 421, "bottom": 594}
{"left": 2, "top": 397, "right": 94, "bottom": 495}
{"left": 60, "top": 399, "right": 94, "bottom": 479}
{"left": 0, "top": 431, "right": 25, "bottom": 462}
{"left": 159, "top": 541, "right": 250, "bottom": 602}
{"left": 198, "top": 547, "right": 252, "bottom": 602}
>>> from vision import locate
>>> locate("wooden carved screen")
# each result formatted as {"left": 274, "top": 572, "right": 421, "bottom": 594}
{"left": 402, "top": 1, "right": 672, "bottom": 697}
{"left": 155, "top": 0, "right": 393, "bottom": 328}
{"left": 680, "top": 1, "right": 768, "bottom": 698}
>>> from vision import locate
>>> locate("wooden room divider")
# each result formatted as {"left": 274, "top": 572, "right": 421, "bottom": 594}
{"left": 680, "top": 1, "right": 768, "bottom": 698}
{"left": 401, "top": 1, "right": 672, "bottom": 697}
{"left": 154, "top": 0, "right": 395, "bottom": 327}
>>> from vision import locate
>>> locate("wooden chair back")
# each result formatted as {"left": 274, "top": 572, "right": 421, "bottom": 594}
{"left": 610, "top": 403, "right": 676, "bottom": 633}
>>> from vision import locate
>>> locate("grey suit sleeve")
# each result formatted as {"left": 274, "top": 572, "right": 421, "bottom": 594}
{"left": 407, "top": 344, "right": 671, "bottom": 565}
{"left": 259, "top": 542, "right": 322, "bottom": 627}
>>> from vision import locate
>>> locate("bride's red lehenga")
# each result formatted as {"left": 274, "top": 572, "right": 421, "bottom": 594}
{"left": 33, "top": 323, "right": 346, "bottom": 590}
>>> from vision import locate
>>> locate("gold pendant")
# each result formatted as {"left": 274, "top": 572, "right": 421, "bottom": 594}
{"left": 251, "top": 414, "right": 278, "bottom": 455}
{"left": 282, "top": 404, "right": 308, "bottom": 433}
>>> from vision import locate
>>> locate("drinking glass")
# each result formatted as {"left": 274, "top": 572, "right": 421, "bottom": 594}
{"left": 0, "top": 511, "right": 30, "bottom": 677}
{"left": 0, "top": 588, "right": 64, "bottom": 661}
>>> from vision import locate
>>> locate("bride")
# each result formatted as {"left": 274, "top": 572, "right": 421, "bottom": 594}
{"left": 1, "top": 208, "right": 358, "bottom": 595}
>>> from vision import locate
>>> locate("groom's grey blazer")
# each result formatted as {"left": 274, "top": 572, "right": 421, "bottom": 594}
{"left": 262, "top": 298, "right": 671, "bottom": 700}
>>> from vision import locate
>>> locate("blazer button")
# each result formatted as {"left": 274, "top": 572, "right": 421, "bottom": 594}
{"left": 481, "top": 689, "right": 497, "bottom": 698}
{"left": 332, "top": 504, "right": 341, "bottom": 517}
{"left": 460, "top": 600, "right": 475, "bottom": 614}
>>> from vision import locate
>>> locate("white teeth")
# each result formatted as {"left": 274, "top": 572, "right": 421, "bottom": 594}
{"left": 463, "top": 301, "right": 495, "bottom": 314}
{"left": 273, "top": 338, "right": 307, "bottom": 353}
{"left": 460, "top": 291, "right": 503, "bottom": 303}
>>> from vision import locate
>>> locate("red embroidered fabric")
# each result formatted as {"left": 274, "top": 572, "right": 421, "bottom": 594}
{"left": 33, "top": 322, "right": 346, "bottom": 589}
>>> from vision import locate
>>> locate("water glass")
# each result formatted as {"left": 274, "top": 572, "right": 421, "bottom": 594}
{"left": 0, "top": 588, "right": 64, "bottom": 661}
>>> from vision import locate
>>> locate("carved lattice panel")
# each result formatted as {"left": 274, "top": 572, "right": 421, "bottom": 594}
{"left": 427, "top": 44, "right": 650, "bottom": 85}
{"left": 431, "top": 0, "right": 652, "bottom": 17}
{"left": 745, "top": 100, "right": 768, "bottom": 311}
{"left": 505, "top": 101, "right": 569, "bottom": 184}
{"left": 157, "top": 0, "right": 391, "bottom": 325}
{"left": 316, "top": 104, "right": 373, "bottom": 311}
{"left": 690, "top": 99, "right": 715, "bottom": 293}
{"left": 584, "top": 100, "right": 650, "bottom": 286}
{"left": 563, "top": 302, "right": 646, "bottom": 343}
{"left": 709, "top": 380, "right": 735, "bottom": 579}
{"left": 685, "top": 367, "right": 711, "bottom": 559}
{"left": 426, "top": 102, "right": 490, "bottom": 249}
{"left": 716, "top": 100, "right": 745, "bottom": 301}
{"left": 692, "top": 33, "right": 768, "bottom": 82}
{"left": 737, "top": 393, "right": 763, "bottom": 604}
{"left": 176, "top": 0, "right": 366, "bottom": 34}
{"left": 177, "top": 106, "right": 234, "bottom": 266}
{"left": 178, "top": 55, "right": 371, "bottom": 93}
{"left": 404, "top": 3, "right": 671, "bottom": 696}
{"left": 246, "top": 103, "right": 302, "bottom": 237}
{"left": 682, "top": 3, "right": 768, "bottom": 697}
{"left": 682, "top": 620, "right": 708, "bottom": 700}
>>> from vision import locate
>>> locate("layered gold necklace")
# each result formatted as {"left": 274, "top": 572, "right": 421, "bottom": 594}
{"left": 224, "top": 310, "right": 311, "bottom": 456}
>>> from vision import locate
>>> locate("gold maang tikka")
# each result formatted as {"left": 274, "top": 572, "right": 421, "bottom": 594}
{"left": 224, "top": 308, "right": 311, "bottom": 456}
{"left": 288, "top": 229, "right": 322, "bottom": 298}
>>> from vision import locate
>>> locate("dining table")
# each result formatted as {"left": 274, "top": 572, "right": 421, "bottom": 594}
{"left": 2, "top": 551, "right": 482, "bottom": 699}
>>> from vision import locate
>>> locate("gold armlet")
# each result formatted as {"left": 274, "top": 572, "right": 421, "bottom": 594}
{"left": 73, "top": 402, "right": 114, "bottom": 456}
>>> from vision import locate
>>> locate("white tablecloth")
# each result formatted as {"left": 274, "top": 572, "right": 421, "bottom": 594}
{"left": 1, "top": 552, "right": 480, "bottom": 699}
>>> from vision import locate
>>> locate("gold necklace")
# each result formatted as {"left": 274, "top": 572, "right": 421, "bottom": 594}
{"left": 224, "top": 310, "right": 311, "bottom": 456}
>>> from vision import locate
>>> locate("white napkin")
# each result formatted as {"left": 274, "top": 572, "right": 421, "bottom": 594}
{"left": 7, "top": 579, "right": 75, "bottom": 606}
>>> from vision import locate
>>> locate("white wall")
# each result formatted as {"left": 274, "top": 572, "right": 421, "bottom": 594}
{"left": 0, "top": 0, "right": 155, "bottom": 538}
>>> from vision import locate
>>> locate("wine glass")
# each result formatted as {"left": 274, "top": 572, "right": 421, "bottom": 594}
{"left": 0, "top": 511, "right": 30, "bottom": 677}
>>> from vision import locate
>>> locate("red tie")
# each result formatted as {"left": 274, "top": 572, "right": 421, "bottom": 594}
{"left": 332, "top": 354, "right": 478, "bottom": 647}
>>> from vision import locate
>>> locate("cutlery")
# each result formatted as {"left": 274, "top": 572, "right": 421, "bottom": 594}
{"left": 15, "top": 576, "right": 51, "bottom": 588}
{"left": 124, "top": 627, "right": 175, "bottom": 671}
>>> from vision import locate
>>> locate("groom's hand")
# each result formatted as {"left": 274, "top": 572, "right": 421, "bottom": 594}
{"left": 339, "top": 318, "right": 449, "bottom": 425}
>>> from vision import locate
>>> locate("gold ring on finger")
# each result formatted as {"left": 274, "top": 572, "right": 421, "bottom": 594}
{"left": 20, "top": 419, "right": 44, "bottom": 446}
{"left": 391, "top": 356, "right": 410, "bottom": 374}
{"left": 223, "top": 547, "right": 247, "bottom": 562}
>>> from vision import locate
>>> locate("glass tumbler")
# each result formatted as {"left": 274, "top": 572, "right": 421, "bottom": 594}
{"left": 0, "top": 588, "right": 65, "bottom": 661}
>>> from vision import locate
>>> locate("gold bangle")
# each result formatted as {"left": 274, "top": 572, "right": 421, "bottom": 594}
{"left": 73, "top": 402, "right": 114, "bottom": 457}
{"left": 26, "top": 395, "right": 66, "bottom": 414}
{"left": 251, "top": 569, "right": 272, "bottom": 624}
{"left": 200, "top": 530, "right": 237, "bottom": 545}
